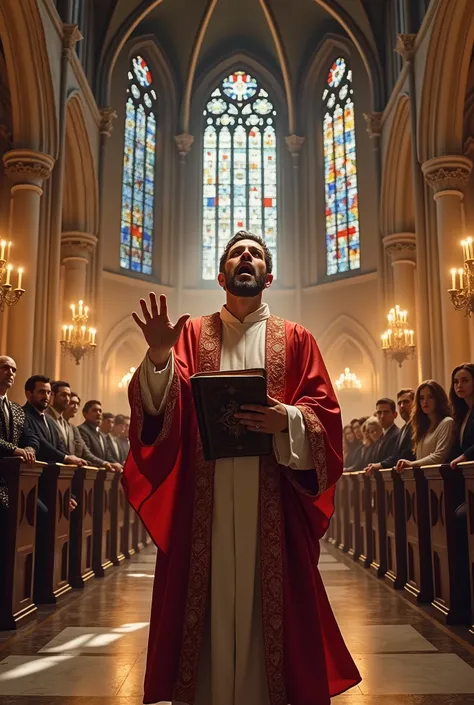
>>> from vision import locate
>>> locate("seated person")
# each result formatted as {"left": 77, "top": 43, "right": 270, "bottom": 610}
{"left": 366, "top": 389, "right": 415, "bottom": 473}
{"left": 365, "top": 398, "right": 400, "bottom": 473}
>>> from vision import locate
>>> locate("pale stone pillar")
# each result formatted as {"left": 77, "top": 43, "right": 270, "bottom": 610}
{"left": 285, "top": 135, "right": 304, "bottom": 323}
{"left": 3, "top": 149, "right": 54, "bottom": 401}
{"left": 384, "top": 233, "right": 418, "bottom": 389}
{"left": 422, "top": 155, "right": 472, "bottom": 386}
{"left": 60, "top": 232, "right": 98, "bottom": 396}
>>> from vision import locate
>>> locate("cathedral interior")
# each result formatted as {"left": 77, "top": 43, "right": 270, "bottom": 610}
{"left": 2, "top": 0, "right": 474, "bottom": 703}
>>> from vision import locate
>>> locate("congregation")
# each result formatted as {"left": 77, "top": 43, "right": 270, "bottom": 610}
{"left": 342, "top": 363, "right": 474, "bottom": 477}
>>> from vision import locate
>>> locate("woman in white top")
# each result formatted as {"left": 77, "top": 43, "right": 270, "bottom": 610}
{"left": 396, "top": 380, "right": 454, "bottom": 472}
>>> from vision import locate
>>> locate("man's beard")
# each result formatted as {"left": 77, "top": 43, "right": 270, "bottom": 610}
{"left": 225, "top": 269, "right": 267, "bottom": 297}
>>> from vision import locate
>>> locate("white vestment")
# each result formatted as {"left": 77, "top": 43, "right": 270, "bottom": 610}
{"left": 140, "top": 303, "right": 312, "bottom": 705}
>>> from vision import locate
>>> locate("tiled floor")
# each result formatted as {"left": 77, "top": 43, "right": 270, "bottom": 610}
{"left": 2, "top": 542, "right": 474, "bottom": 703}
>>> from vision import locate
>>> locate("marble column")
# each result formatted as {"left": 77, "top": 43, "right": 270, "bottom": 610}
{"left": 285, "top": 135, "right": 304, "bottom": 324}
{"left": 384, "top": 233, "right": 418, "bottom": 389}
{"left": 422, "top": 155, "right": 472, "bottom": 386}
{"left": 3, "top": 149, "right": 55, "bottom": 401}
{"left": 60, "top": 231, "right": 97, "bottom": 396}
{"left": 175, "top": 133, "right": 194, "bottom": 315}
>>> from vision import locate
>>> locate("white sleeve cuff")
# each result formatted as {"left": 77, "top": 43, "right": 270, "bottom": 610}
{"left": 273, "top": 404, "right": 314, "bottom": 470}
{"left": 138, "top": 352, "right": 175, "bottom": 416}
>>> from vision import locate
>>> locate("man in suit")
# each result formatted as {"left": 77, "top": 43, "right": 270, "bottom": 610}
{"left": 367, "top": 389, "right": 415, "bottom": 473}
{"left": 107, "top": 414, "right": 129, "bottom": 464}
{"left": 47, "top": 383, "right": 120, "bottom": 472}
{"left": 23, "top": 375, "right": 85, "bottom": 466}
{"left": 118, "top": 415, "right": 130, "bottom": 459}
{"left": 364, "top": 398, "right": 400, "bottom": 473}
{"left": 78, "top": 400, "right": 122, "bottom": 468}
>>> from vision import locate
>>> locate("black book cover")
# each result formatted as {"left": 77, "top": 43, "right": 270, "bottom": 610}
{"left": 190, "top": 369, "right": 273, "bottom": 461}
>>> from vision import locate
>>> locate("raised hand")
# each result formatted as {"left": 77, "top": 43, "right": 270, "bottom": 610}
{"left": 132, "top": 294, "right": 190, "bottom": 369}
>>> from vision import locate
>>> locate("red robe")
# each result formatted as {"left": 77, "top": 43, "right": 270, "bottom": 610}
{"left": 123, "top": 313, "right": 361, "bottom": 705}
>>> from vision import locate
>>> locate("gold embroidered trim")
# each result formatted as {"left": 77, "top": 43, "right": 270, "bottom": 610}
{"left": 129, "top": 364, "right": 180, "bottom": 447}
{"left": 266, "top": 315, "right": 286, "bottom": 402}
{"left": 298, "top": 404, "right": 327, "bottom": 495}
{"left": 173, "top": 313, "right": 221, "bottom": 704}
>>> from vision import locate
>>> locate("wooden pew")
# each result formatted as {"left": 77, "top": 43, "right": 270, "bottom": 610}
{"left": 348, "top": 472, "right": 362, "bottom": 560}
{"left": 122, "top": 500, "right": 136, "bottom": 559}
{"left": 69, "top": 466, "right": 96, "bottom": 588}
{"left": 132, "top": 508, "right": 144, "bottom": 554}
{"left": 141, "top": 522, "right": 151, "bottom": 547}
{"left": 331, "top": 481, "right": 342, "bottom": 547}
{"left": 400, "top": 467, "right": 433, "bottom": 602}
{"left": 34, "top": 463, "right": 74, "bottom": 604}
{"left": 357, "top": 471, "right": 372, "bottom": 568}
{"left": 92, "top": 468, "right": 114, "bottom": 577}
{"left": 338, "top": 473, "right": 351, "bottom": 552}
{"left": 462, "top": 463, "right": 474, "bottom": 633}
{"left": 110, "top": 474, "right": 126, "bottom": 566}
{"left": 369, "top": 469, "right": 387, "bottom": 577}
{"left": 381, "top": 468, "right": 407, "bottom": 589}
{"left": 0, "top": 459, "right": 42, "bottom": 630}
{"left": 424, "top": 465, "right": 470, "bottom": 624}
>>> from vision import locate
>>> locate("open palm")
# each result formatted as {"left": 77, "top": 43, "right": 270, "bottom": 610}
{"left": 132, "top": 294, "right": 190, "bottom": 357}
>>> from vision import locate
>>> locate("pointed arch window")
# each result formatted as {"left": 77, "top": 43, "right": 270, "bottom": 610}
{"left": 323, "top": 58, "right": 360, "bottom": 276}
{"left": 202, "top": 70, "right": 278, "bottom": 280}
{"left": 120, "top": 55, "right": 157, "bottom": 275}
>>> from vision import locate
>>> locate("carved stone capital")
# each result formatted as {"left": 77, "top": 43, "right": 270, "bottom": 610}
{"left": 63, "top": 24, "right": 83, "bottom": 55}
{"left": 61, "top": 231, "right": 98, "bottom": 261}
{"left": 383, "top": 233, "right": 416, "bottom": 263}
{"left": 395, "top": 33, "right": 417, "bottom": 63}
{"left": 363, "top": 112, "right": 383, "bottom": 139}
{"left": 3, "top": 149, "right": 55, "bottom": 186}
{"left": 422, "top": 155, "right": 472, "bottom": 194}
{"left": 285, "top": 135, "right": 305, "bottom": 155}
{"left": 175, "top": 133, "right": 194, "bottom": 156}
{"left": 100, "top": 107, "right": 118, "bottom": 137}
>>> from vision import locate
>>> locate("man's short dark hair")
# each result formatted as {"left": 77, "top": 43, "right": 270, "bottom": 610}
{"left": 397, "top": 388, "right": 415, "bottom": 401}
{"left": 51, "top": 380, "right": 70, "bottom": 394}
{"left": 350, "top": 418, "right": 361, "bottom": 427}
{"left": 219, "top": 231, "right": 273, "bottom": 274}
{"left": 83, "top": 399, "right": 101, "bottom": 414}
{"left": 376, "top": 397, "right": 396, "bottom": 413}
{"left": 25, "top": 375, "right": 50, "bottom": 393}
{"left": 71, "top": 392, "right": 80, "bottom": 403}
{"left": 114, "top": 414, "right": 126, "bottom": 425}
{"left": 102, "top": 412, "right": 115, "bottom": 421}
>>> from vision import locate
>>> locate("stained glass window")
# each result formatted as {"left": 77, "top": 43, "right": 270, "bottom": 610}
{"left": 323, "top": 57, "right": 360, "bottom": 276}
{"left": 202, "top": 70, "right": 278, "bottom": 280}
{"left": 120, "top": 55, "right": 157, "bottom": 275}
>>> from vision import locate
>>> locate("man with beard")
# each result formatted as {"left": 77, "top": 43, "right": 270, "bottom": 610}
{"left": 123, "top": 231, "right": 360, "bottom": 705}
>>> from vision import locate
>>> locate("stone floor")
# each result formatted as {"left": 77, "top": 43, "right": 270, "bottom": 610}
{"left": 2, "top": 543, "right": 474, "bottom": 704}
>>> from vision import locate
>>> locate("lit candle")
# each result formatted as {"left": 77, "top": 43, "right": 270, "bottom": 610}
{"left": 79, "top": 300, "right": 83, "bottom": 316}
{"left": 68, "top": 325, "right": 73, "bottom": 341}
{"left": 462, "top": 240, "right": 468, "bottom": 261}
{"left": 81, "top": 325, "right": 86, "bottom": 340}
{"left": 71, "top": 303, "right": 75, "bottom": 318}
{"left": 458, "top": 268, "right": 465, "bottom": 290}
{"left": 91, "top": 329, "right": 96, "bottom": 345}
{"left": 409, "top": 330, "right": 414, "bottom": 346}
{"left": 84, "top": 306, "right": 89, "bottom": 318}
{"left": 62, "top": 325, "right": 67, "bottom": 340}
{"left": 468, "top": 238, "right": 474, "bottom": 260}
{"left": 5, "top": 264, "right": 12, "bottom": 287}
{"left": 0, "top": 240, "right": 5, "bottom": 261}
{"left": 17, "top": 267, "right": 23, "bottom": 290}
{"left": 451, "top": 268, "right": 457, "bottom": 289}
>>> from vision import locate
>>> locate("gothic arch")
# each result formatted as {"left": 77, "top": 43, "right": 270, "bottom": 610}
{"left": 101, "top": 315, "right": 146, "bottom": 377}
{"left": 299, "top": 33, "right": 353, "bottom": 113}
{"left": 380, "top": 95, "right": 414, "bottom": 235}
{"left": 63, "top": 95, "right": 99, "bottom": 235}
{"left": 418, "top": 0, "right": 474, "bottom": 161}
{"left": 0, "top": 0, "right": 57, "bottom": 155}
{"left": 317, "top": 314, "right": 379, "bottom": 378}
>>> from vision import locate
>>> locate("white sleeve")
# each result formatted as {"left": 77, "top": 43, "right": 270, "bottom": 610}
{"left": 273, "top": 404, "right": 314, "bottom": 470}
{"left": 412, "top": 417, "right": 455, "bottom": 467}
{"left": 138, "top": 352, "right": 175, "bottom": 416}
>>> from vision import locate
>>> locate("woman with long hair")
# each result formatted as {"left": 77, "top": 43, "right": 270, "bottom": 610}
{"left": 396, "top": 381, "right": 454, "bottom": 472}
{"left": 361, "top": 416, "right": 382, "bottom": 466}
{"left": 449, "top": 363, "right": 474, "bottom": 469}
{"left": 343, "top": 424, "right": 359, "bottom": 468}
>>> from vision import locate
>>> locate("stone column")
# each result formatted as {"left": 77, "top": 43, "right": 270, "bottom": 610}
{"left": 175, "top": 133, "right": 194, "bottom": 315}
{"left": 422, "top": 155, "right": 472, "bottom": 386}
{"left": 384, "top": 233, "right": 418, "bottom": 389}
{"left": 3, "top": 149, "right": 55, "bottom": 401}
{"left": 60, "top": 232, "right": 97, "bottom": 396}
{"left": 285, "top": 135, "right": 304, "bottom": 323}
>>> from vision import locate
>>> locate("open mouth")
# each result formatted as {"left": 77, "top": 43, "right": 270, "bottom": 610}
{"left": 236, "top": 263, "right": 254, "bottom": 276}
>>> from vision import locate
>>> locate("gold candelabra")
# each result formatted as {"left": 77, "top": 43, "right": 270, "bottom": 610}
{"left": 381, "top": 305, "right": 415, "bottom": 368}
{"left": 448, "top": 237, "right": 474, "bottom": 315}
{"left": 60, "top": 300, "right": 97, "bottom": 365}
{"left": 118, "top": 367, "right": 136, "bottom": 388}
{"left": 335, "top": 368, "right": 361, "bottom": 392}
{"left": 0, "top": 240, "right": 25, "bottom": 312}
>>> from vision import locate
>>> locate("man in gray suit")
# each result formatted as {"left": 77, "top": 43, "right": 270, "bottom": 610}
{"left": 47, "top": 383, "right": 121, "bottom": 472}
{"left": 78, "top": 399, "right": 123, "bottom": 471}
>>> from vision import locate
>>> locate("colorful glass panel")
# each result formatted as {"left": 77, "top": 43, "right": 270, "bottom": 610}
{"left": 323, "top": 57, "right": 360, "bottom": 275}
{"left": 202, "top": 71, "right": 278, "bottom": 280}
{"left": 120, "top": 55, "right": 157, "bottom": 275}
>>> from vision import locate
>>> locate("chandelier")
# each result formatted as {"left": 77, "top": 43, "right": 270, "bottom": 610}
{"left": 60, "top": 300, "right": 97, "bottom": 365}
{"left": 0, "top": 240, "right": 25, "bottom": 312}
{"left": 448, "top": 238, "right": 474, "bottom": 315}
{"left": 118, "top": 367, "right": 136, "bottom": 389}
{"left": 381, "top": 305, "right": 415, "bottom": 367}
{"left": 335, "top": 368, "right": 361, "bottom": 391}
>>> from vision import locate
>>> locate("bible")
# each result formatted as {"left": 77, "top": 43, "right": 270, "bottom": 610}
{"left": 190, "top": 368, "right": 273, "bottom": 461}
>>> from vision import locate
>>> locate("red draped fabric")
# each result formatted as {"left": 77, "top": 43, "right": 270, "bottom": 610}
{"left": 122, "top": 314, "right": 360, "bottom": 705}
